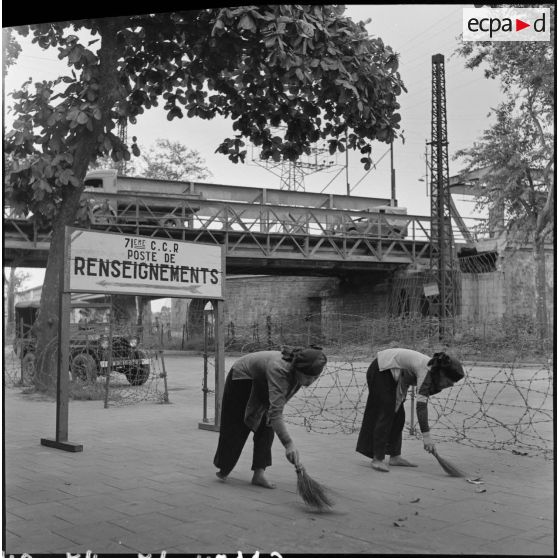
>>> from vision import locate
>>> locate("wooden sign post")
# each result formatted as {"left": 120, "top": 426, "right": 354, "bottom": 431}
{"left": 40, "top": 227, "right": 226, "bottom": 450}
{"left": 41, "top": 228, "right": 83, "bottom": 452}
{"left": 198, "top": 245, "right": 226, "bottom": 432}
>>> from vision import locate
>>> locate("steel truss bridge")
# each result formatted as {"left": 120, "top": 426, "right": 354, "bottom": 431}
{"left": 4, "top": 178, "right": 435, "bottom": 275}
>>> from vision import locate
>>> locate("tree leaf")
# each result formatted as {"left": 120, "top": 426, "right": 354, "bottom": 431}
{"left": 5, "top": 7, "right": 409, "bottom": 390}
{"left": 239, "top": 13, "right": 257, "bottom": 32}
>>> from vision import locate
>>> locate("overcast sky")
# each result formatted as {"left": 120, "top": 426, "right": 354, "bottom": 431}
{"left": 4, "top": 4, "right": 505, "bottom": 291}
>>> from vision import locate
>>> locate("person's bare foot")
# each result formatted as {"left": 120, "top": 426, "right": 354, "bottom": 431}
{"left": 251, "top": 470, "right": 276, "bottom": 488}
{"left": 371, "top": 458, "right": 389, "bottom": 472}
{"left": 389, "top": 456, "right": 418, "bottom": 467}
{"left": 216, "top": 471, "right": 227, "bottom": 482}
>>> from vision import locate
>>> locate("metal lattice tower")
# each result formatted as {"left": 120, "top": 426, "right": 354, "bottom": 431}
{"left": 429, "top": 53, "right": 456, "bottom": 336}
{"left": 117, "top": 120, "right": 128, "bottom": 175}
{"left": 250, "top": 127, "right": 340, "bottom": 191}
{"left": 279, "top": 160, "right": 306, "bottom": 192}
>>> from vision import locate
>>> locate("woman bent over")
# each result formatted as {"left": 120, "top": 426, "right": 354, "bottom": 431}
{"left": 214, "top": 346, "right": 327, "bottom": 488}
{"left": 356, "top": 348, "right": 464, "bottom": 472}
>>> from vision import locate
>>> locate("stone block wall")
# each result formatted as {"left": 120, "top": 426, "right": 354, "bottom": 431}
{"left": 170, "top": 273, "right": 392, "bottom": 340}
{"left": 168, "top": 242, "right": 554, "bottom": 344}
{"left": 501, "top": 245, "right": 554, "bottom": 325}
{"left": 224, "top": 275, "right": 336, "bottom": 325}
{"left": 460, "top": 272, "right": 506, "bottom": 322}
{"left": 319, "top": 273, "right": 391, "bottom": 316}
{"left": 454, "top": 243, "right": 554, "bottom": 333}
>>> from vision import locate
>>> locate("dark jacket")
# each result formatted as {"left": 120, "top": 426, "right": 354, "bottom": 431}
{"left": 231, "top": 351, "right": 301, "bottom": 432}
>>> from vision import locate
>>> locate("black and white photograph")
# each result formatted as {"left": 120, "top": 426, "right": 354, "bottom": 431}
{"left": 2, "top": 3, "right": 555, "bottom": 556}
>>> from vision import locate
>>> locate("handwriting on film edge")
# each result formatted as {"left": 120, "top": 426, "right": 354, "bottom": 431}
{"left": 4, "top": 552, "right": 283, "bottom": 558}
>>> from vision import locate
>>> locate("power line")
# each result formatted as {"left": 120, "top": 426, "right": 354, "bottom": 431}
{"left": 383, "top": 9, "right": 459, "bottom": 52}
{"left": 399, "top": 36, "right": 463, "bottom": 69}
{"left": 400, "top": 74, "right": 499, "bottom": 113}
{"left": 350, "top": 146, "right": 391, "bottom": 194}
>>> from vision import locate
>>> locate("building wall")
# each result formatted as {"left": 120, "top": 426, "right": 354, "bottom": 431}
{"left": 170, "top": 273, "right": 391, "bottom": 340}
{"left": 501, "top": 245, "right": 554, "bottom": 324}
{"left": 14, "top": 286, "right": 42, "bottom": 305}
{"left": 319, "top": 273, "right": 390, "bottom": 317}
{"left": 170, "top": 243, "right": 554, "bottom": 341}
{"left": 224, "top": 275, "right": 336, "bottom": 325}
{"left": 169, "top": 276, "right": 336, "bottom": 332}
{"left": 457, "top": 244, "right": 554, "bottom": 327}
{"left": 460, "top": 272, "right": 506, "bottom": 322}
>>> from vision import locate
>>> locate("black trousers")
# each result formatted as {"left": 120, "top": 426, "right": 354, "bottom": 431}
{"left": 356, "top": 358, "right": 405, "bottom": 461}
{"left": 213, "top": 370, "right": 275, "bottom": 476}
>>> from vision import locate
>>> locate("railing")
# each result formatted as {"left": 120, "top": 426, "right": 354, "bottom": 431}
{"left": 4, "top": 192, "right": 435, "bottom": 266}
{"left": 5, "top": 190, "right": 493, "bottom": 268}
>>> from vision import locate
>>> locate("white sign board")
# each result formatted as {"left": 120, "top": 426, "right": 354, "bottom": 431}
{"left": 68, "top": 229, "right": 223, "bottom": 298}
{"left": 423, "top": 282, "right": 439, "bottom": 297}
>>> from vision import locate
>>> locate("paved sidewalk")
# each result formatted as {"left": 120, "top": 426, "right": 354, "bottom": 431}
{"left": 3, "top": 355, "right": 555, "bottom": 555}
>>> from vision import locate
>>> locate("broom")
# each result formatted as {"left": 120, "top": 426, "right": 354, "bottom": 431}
{"left": 294, "top": 462, "right": 334, "bottom": 511}
{"left": 432, "top": 448, "right": 467, "bottom": 478}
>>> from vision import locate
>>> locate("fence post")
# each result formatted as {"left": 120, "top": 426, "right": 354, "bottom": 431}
{"left": 409, "top": 386, "right": 416, "bottom": 435}
{"left": 103, "top": 299, "right": 114, "bottom": 409}
{"left": 202, "top": 311, "right": 209, "bottom": 422}
{"left": 19, "top": 320, "right": 24, "bottom": 384}
{"left": 267, "top": 315, "right": 272, "bottom": 349}
{"left": 159, "top": 350, "right": 169, "bottom": 403}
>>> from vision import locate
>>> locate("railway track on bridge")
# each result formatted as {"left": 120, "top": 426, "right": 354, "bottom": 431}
{"left": 4, "top": 216, "right": 431, "bottom": 273}
{"left": 4, "top": 175, "right": 434, "bottom": 274}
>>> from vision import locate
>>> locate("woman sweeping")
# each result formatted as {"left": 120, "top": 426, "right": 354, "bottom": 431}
{"left": 214, "top": 346, "right": 327, "bottom": 488}
{"left": 356, "top": 348, "right": 464, "bottom": 472}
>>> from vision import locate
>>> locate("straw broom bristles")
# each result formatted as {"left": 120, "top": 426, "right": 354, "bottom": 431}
{"left": 295, "top": 464, "right": 334, "bottom": 510}
{"left": 432, "top": 448, "right": 466, "bottom": 477}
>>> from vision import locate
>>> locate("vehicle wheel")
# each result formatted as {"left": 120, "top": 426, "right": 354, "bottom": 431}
{"left": 91, "top": 207, "right": 116, "bottom": 225}
{"left": 159, "top": 214, "right": 182, "bottom": 228}
{"left": 71, "top": 353, "right": 98, "bottom": 383}
{"left": 21, "top": 352, "right": 36, "bottom": 385}
{"left": 125, "top": 351, "right": 150, "bottom": 386}
{"left": 125, "top": 365, "right": 150, "bottom": 386}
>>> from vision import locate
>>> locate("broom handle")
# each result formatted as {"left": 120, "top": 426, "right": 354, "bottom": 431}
{"left": 431, "top": 447, "right": 443, "bottom": 467}
{"left": 432, "top": 448, "right": 444, "bottom": 464}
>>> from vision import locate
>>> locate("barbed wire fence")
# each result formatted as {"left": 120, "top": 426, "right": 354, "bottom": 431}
{"left": 3, "top": 324, "right": 169, "bottom": 407}
{"left": 426, "top": 361, "right": 552, "bottom": 456}
{"left": 4, "top": 304, "right": 552, "bottom": 458}
{"left": 206, "top": 312, "right": 553, "bottom": 459}
{"left": 100, "top": 349, "right": 169, "bottom": 407}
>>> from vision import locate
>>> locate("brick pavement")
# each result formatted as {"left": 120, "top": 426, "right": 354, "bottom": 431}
{"left": 2, "top": 354, "right": 555, "bottom": 555}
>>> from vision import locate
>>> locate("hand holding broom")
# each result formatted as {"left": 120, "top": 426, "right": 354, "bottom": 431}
{"left": 430, "top": 447, "right": 467, "bottom": 478}
{"left": 423, "top": 427, "right": 466, "bottom": 478}
{"left": 294, "top": 460, "right": 334, "bottom": 511}
{"left": 286, "top": 446, "right": 334, "bottom": 511}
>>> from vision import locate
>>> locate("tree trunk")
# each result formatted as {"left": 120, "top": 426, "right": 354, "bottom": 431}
{"left": 6, "top": 268, "right": 16, "bottom": 335}
{"left": 32, "top": 20, "right": 123, "bottom": 391}
{"left": 533, "top": 236, "right": 548, "bottom": 345}
{"left": 34, "top": 189, "right": 85, "bottom": 391}
{"left": 135, "top": 296, "right": 146, "bottom": 339}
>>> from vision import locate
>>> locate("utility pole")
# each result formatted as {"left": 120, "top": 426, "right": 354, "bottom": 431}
{"left": 424, "top": 141, "right": 430, "bottom": 196}
{"left": 429, "top": 53, "right": 456, "bottom": 339}
{"left": 252, "top": 126, "right": 337, "bottom": 192}
{"left": 117, "top": 119, "right": 128, "bottom": 175}
{"left": 390, "top": 140, "right": 396, "bottom": 206}
{"left": 345, "top": 130, "right": 350, "bottom": 196}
